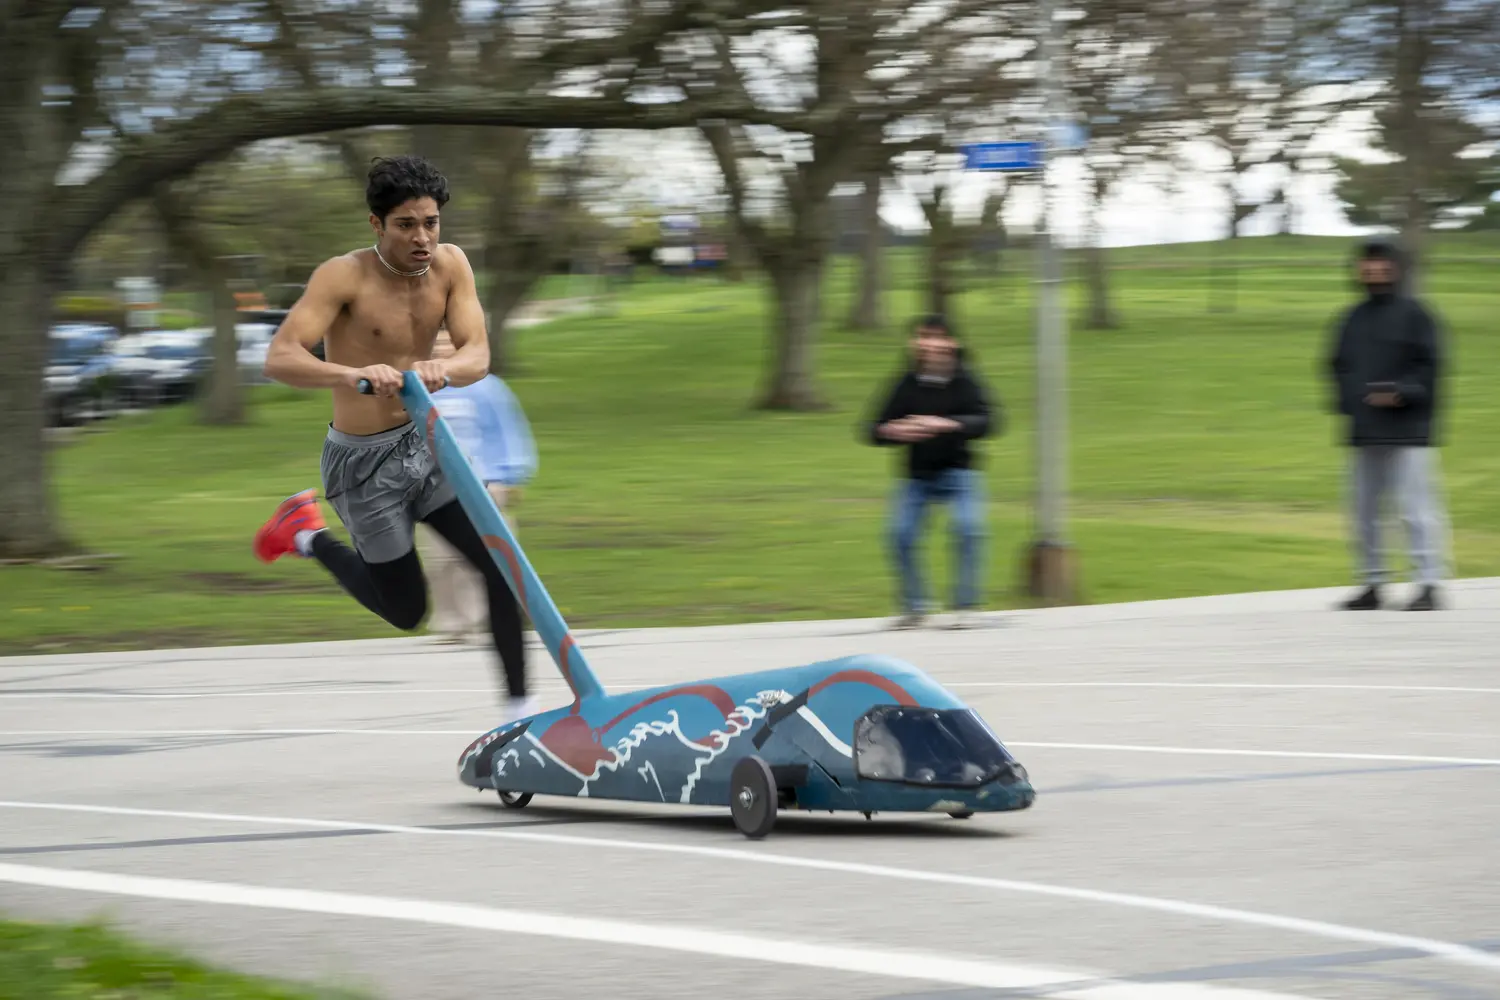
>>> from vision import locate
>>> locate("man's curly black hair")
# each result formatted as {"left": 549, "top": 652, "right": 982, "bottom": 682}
{"left": 366, "top": 155, "right": 450, "bottom": 224}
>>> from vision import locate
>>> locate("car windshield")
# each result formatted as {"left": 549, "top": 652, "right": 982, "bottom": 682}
{"left": 146, "top": 343, "right": 201, "bottom": 360}
{"left": 51, "top": 338, "right": 102, "bottom": 362}
{"left": 854, "top": 706, "right": 1015, "bottom": 787}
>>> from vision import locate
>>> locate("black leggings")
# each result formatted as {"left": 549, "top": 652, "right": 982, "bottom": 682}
{"left": 309, "top": 500, "right": 526, "bottom": 698}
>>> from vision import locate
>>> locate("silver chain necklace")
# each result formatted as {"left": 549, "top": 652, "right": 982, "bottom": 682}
{"left": 373, "top": 242, "right": 429, "bottom": 277}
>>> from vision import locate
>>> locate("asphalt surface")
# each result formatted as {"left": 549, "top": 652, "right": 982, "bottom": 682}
{"left": 1, "top": 579, "right": 1497, "bottom": 1000}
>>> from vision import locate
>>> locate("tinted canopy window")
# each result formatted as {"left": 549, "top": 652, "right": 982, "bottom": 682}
{"left": 854, "top": 706, "right": 1015, "bottom": 787}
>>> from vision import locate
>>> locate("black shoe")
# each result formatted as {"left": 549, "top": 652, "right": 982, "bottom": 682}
{"left": 1404, "top": 585, "right": 1440, "bottom": 611}
{"left": 1340, "top": 585, "right": 1381, "bottom": 610}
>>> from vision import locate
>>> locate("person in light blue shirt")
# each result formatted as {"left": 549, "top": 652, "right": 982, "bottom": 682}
{"left": 433, "top": 369, "right": 538, "bottom": 489}
{"left": 417, "top": 330, "right": 538, "bottom": 647}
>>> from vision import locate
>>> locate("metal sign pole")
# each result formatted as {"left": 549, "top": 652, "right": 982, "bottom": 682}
{"left": 958, "top": 0, "right": 1079, "bottom": 604}
{"left": 1025, "top": 0, "right": 1078, "bottom": 603}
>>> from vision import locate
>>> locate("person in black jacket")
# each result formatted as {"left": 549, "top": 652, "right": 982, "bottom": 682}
{"left": 864, "top": 315, "right": 999, "bottom": 628}
{"left": 1326, "top": 237, "right": 1449, "bottom": 611}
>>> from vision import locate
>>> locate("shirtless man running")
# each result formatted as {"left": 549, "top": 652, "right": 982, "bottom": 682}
{"left": 252, "top": 155, "right": 534, "bottom": 720}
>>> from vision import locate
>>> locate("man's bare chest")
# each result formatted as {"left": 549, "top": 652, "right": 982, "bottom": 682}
{"left": 345, "top": 283, "right": 449, "bottom": 347}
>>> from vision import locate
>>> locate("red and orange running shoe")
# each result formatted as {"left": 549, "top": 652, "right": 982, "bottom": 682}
{"left": 253, "top": 489, "right": 326, "bottom": 563}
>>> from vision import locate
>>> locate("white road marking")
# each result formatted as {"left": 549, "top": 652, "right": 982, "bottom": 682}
{"left": 2, "top": 799, "right": 1496, "bottom": 975}
{"left": 0, "top": 730, "right": 475, "bottom": 737}
{"left": 949, "top": 682, "right": 1500, "bottom": 695}
{"left": 0, "top": 689, "right": 501, "bottom": 700}
{"left": 4, "top": 730, "right": 1499, "bottom": 769}
{"left": 0, "top": 861, "right": 1309, "bottom": 999}
{"left": 4, "top": 680, "right": 1499, "bottom": 701}
{"left": 1008, "top": 742, "right": 1500, "bottom": 767}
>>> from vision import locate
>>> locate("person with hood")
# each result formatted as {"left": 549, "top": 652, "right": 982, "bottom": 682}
{"left": 865, "top": 315, "right": 999, "bottom": 629}
{"left": 1325, "top": 237, "right": 1448, "bottom": 611}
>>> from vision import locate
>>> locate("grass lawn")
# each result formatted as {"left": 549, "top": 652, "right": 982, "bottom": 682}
{"left": 0, "top": 916, "right": 369, "bottom": 999}
{"left": 5, "top": 233, "right": 1499, "bottom": 654}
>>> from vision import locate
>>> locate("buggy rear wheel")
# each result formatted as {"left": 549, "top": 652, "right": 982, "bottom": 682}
{"left": 498, "top": 790, "right": 533, "bottom": 809}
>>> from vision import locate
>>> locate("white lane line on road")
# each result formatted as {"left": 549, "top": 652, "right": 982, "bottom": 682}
{"left": 1008, "top": 742, "right": 1500, "bottom": 767}
{"left": 0, "top": 861, "right": 1311, "bottom": 1000}
{"left": 5, "top": 730, "right": 1500, "bottom": 769}
{"left": 0, "top": 689, "right": 501, "bottom": 700}
{"left": 4, "top": 680, "right": 1500, "bottom": 700}
{"left": 2, "top": 799, "right": 1496, "bottom": 976}
{"left": 949, "top": 682, "right": 1500, "bottom": 695}
{"left": 0, "top": 730, "right": 475, "bottom": 737}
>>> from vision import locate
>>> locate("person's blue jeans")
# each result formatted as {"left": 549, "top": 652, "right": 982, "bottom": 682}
{"left": 889, "top": 467, "right": 985, "bottom": 613}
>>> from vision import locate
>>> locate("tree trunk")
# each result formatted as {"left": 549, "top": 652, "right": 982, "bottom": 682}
{"left": 846, "top": 173, "right": 884, "bottom": 330}
{"left": 977, "top": 185, "right": 1006, "bottom": 279}
{"left": 0, "top": 253, "right": 72, "bottom": 559}
{"left": 759, "top": 260, "right": 828, "bottom": 410}
{"left": 927, "top": 234, "right": 954, "bottom": 318}
{"left": 723, "top": 230, "right": 752, "bottom": 283}
{"left": 485, "top": 269, "right": 542, "bottom": 376}
{"left": 1400, "top": 197, "right": 1427, "bottom": 297}
{"left": 1084, "top": 174, "right": 1118, "bottom": 330}
{"left": 152, "top": 186, "right": 246, "bottom": 425}
{"left": 1391, "top": 0, "right": 1428, "bottom": 294}
{"left": 920, "top": 186, "right": 960, "bottom": 320}
{"left": 1084, "top": 243, "right": 1118, "bottom": 329}
{"left": 198, "top": 275, "right": 244, "bottom": 425}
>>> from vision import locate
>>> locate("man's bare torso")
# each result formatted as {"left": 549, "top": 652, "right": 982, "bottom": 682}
{"left": 325, "top": 246, "right": 455, "bottom": 435}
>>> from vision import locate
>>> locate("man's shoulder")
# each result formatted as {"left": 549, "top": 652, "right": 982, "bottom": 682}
{"left": 954, "top": 364, "right": 989, "bottom": 388}
{"left": 324, "top": 248, "right": 372, "bottom": 274}
{"left": 1400, "top": 295, "right": 1437, "bottom": 319}
{"left": 303, "top": 251, "right": 367, "bottom": 303}
{"left": 436, "top": 243, "right": 473, "bottom": 276}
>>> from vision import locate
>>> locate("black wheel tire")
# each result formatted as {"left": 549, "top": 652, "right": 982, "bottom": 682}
{"left": 729, "top": 755, "right": 777, "bottom": 839}
{"left": 498, "top": 790, "right": 533, "bottom": 809}
{"left": 948, "top": 809, "right": 974, "bottom": 819}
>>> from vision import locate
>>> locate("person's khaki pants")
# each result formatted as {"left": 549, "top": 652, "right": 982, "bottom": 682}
{"left": 417, "top": 484, "right": 516, "bottom": 641}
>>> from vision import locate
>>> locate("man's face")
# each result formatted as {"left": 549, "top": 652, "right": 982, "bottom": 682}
{"left": 372, "top": 197, "right": 440, "bottom": 270}
{"left": 1358, "top": 257, "right": 1397, "bottom": 289}
{"left": 914, "top": 326, "right": 957, "bottom": 370}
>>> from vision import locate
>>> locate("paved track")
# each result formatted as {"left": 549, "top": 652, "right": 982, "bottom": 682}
{"left": 2, "top": 580, "right": 1498, "bottom": 1000}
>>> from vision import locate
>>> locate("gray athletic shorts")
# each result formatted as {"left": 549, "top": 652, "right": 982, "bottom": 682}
{"left": 321, "top": 421, "right": 456, "bottom": 564}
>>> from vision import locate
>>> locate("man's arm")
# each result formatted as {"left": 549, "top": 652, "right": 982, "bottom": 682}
{"left": 865, "top": 373, "right": 918, "bottom": 445}
{"left": 1326, "top": 311, "right": 1354, "bottom": 414}
{"left": 262, "top": 256, "right": 373, "bottom": 390}
{"left": 1393, "top": 303, "right": 1440, "bottom": 407}
{"left": 951, "top": 373, "right": 995, "bottom": 439}
{"left": 430, "top": 244, "right": 491, "bottom": 389}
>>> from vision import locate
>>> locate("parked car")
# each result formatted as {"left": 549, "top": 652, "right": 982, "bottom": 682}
{"left": 45, "top": 324, "right": 121, "bottom": 426}
{"left": 235, "top": 322, "right": 279, "bottom": 384}
{"left": 110, "top": 330, "right": 212, "bottom": 407}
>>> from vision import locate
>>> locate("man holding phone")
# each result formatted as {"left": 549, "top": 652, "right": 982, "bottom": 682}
{"left": 865, "top": 315, "right": 998, "bottom": 629}
{"left": 1325, "top": 238, "right": 1448, "bottom": 611}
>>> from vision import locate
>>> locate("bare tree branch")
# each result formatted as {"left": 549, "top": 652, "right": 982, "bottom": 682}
{"left": 49, "top": 87, "right": 829, "bottom": 261}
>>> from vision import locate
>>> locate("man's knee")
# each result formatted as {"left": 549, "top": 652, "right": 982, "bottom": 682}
{"left": 367, "top": 549, "right": 429, "bottom": 630}
{"left": 388, "top": 602, "right": 427, "bottom": 632}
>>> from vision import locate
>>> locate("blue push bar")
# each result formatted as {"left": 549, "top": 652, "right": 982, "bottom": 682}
{"left": 357, "top": 373, "right": 605, "bottom": 704}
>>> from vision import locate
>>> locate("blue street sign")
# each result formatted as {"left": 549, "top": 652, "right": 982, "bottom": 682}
{"left": 962, "top": 141, "right": 1043, "bottom": 171}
